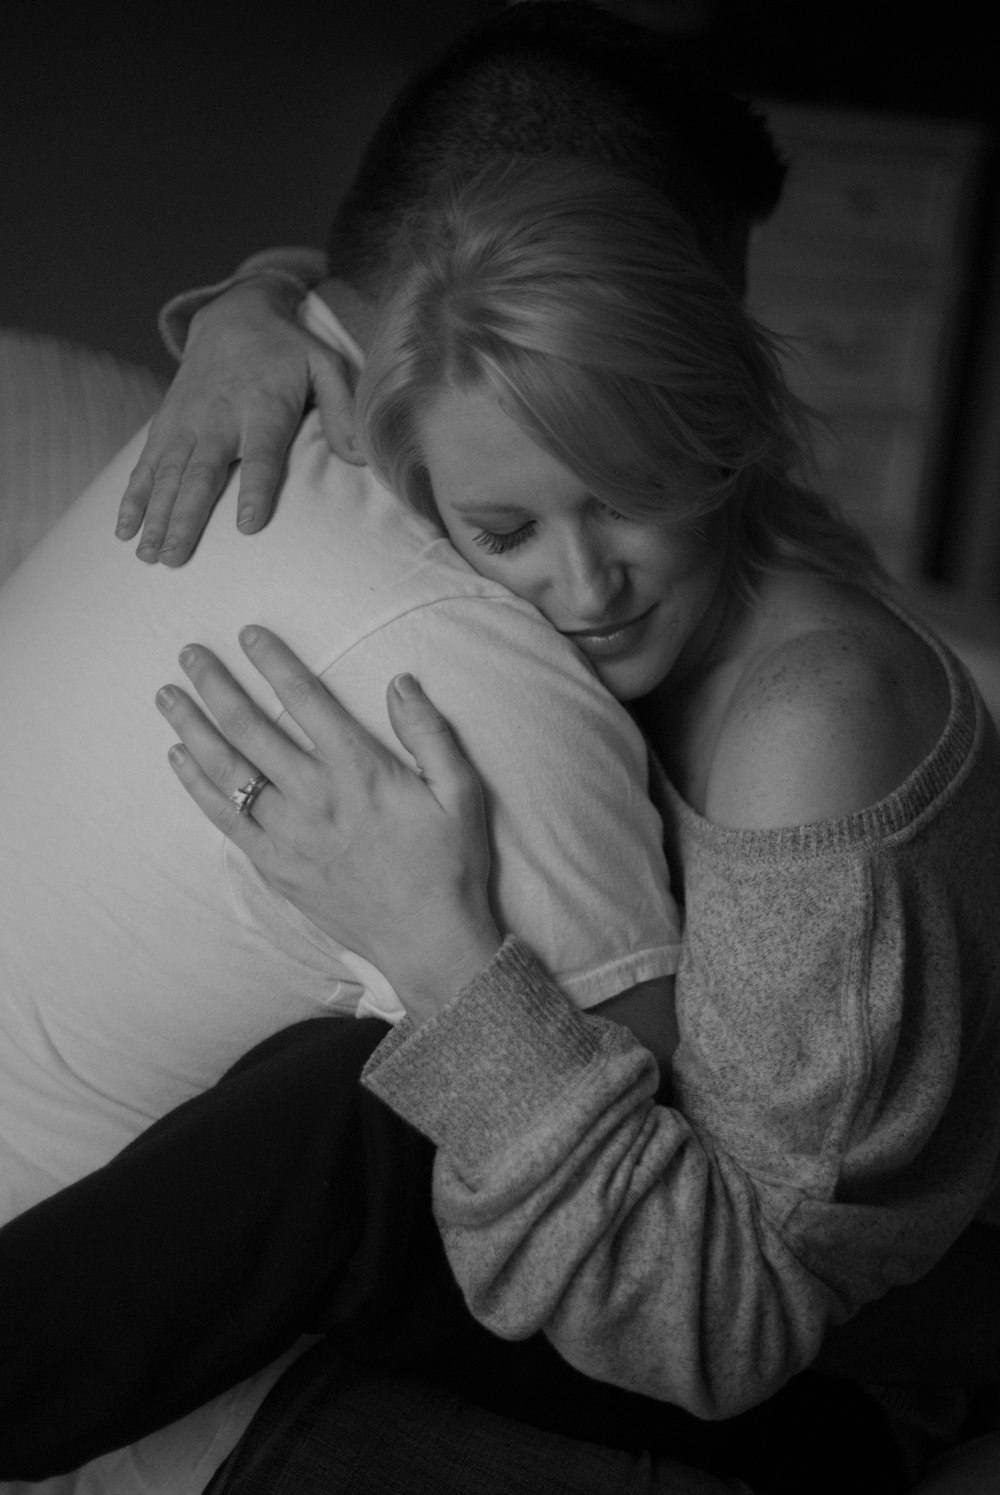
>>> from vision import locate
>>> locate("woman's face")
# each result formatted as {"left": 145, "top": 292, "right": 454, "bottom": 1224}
{"left": 417, "top": 385, "right": 731, "bottom": 702}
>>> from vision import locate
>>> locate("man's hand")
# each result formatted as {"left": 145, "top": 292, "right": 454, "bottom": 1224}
{"left": 116, "top": 279, "right": 362, "bottom": 566}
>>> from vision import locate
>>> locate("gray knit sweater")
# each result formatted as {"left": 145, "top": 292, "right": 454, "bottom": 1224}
{"left": 363, "top": 619, "right": 1000, "bottom": 1421}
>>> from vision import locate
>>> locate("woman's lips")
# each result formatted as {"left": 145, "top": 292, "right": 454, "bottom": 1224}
{"left": 561, "top": 606, "right": 655, "bottom": 659}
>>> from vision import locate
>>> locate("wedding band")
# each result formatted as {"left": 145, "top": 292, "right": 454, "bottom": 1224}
{"left": 228, "top": 771, "right": 270, "bottom": 817}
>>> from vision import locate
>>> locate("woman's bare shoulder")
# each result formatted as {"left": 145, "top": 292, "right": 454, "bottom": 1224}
{"left": 703, "top": 580, "right": 951, "bottom": 831}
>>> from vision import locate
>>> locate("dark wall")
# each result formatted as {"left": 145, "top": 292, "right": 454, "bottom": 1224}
{"left": 0, "top": 4, "right": 497, "bottom": 375}
{"left": 2, "top": 1, "right": 992, "bottom": 377}
{"left": 704, "top": 0, "right": 994, "bottom": 121}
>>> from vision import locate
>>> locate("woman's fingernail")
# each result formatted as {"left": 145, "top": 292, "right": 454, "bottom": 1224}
{"left": 394, "top": 673, "right": 421, "bottom": 699}
{"left": 237, "top": 508, "right": 256, "bottom": 530}
{"left": 167, "top": 744, "right": 187, "bottom": 768}
{"left": 179, "top": 646, "right": 197, "bottom": 670}
{"left": 156, "top": 686, "right": 176, "bottom": 710}
{"left": 239, "top": 626, "right": 260, "bottom": 649}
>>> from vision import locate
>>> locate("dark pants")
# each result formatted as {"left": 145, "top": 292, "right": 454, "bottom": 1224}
{"left": 5, "top": 1014, "right": 991, "bottom": 1491}
{"left": 203, "top": 1344, "right": 757, "bottom": 1495}
{"left": 0, "top": 1018, "right": 404, "bottom": 1476}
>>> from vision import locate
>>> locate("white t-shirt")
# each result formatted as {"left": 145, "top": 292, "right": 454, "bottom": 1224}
{"left": 0, "top": 294, "right": 678, "bottom": 1228}
{"left": 0, "top": 295, "right": 679, "bottom": 1495}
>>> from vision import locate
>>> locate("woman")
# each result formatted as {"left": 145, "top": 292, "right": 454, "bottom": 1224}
{"left": 147, "top": 156, "right": 1000, "bottom": 1488}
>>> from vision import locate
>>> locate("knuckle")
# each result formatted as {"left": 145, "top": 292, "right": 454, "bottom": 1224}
{"left": 124, "top": 460, "right": 154, "bottom": 492}
{"left": 149, "top": 458, "right": 188, "bottom": 490}
{"left": 282, "top": 669, "right": 321, "bottom": 713}
{"left": 182, "top": 458, "right": 224, "bottom": 488}
{"left": 219, "top": 700, "right": 259, "bottom": 743}
{"left": 137, "top": 419, "right": 169, "bottom": 453}
{"left": 240, "top": 448, "right": 281, "bottom": 475}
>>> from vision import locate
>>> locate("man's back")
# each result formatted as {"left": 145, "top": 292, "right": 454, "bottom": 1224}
{"left": 0, "top": 308, "right": 677, "bottom": 1220}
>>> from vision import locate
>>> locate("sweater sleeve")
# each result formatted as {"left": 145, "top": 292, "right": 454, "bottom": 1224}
{"left": 363, "top": 877, "right": 1000, "bottom": 1420}
{"left": 156, "top": 247, "right": 329, "bottom": 360}
{"left": 362, "top": 938, "right": 846, "bottom": 1419}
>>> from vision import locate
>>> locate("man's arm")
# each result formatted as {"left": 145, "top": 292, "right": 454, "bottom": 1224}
{"left": 593, "top": 976, "right": 678, "bottom": 1070}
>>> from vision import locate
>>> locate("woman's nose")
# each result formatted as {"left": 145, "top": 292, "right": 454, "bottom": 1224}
{"left": 557, "top": 536, "right": 624, "bottom": 622}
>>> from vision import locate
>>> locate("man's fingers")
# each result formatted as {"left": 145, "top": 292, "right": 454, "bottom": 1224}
{"left": 118, "top": 427, "right": 195, "bottom": 548}
{"left": 134, "top": 450, "right": 200, "bottom": 561}
{"left": 155, "top": 451, "right": 239, "bottom": 565}
{"left": 234, "top": 412, "right": 301, "bottom": 533}
{"left": 117, "top": 457, "right": 156, "bottom": 539}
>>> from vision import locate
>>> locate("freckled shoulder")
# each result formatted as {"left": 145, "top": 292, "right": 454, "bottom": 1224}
{"left": 702, "top": 592, "right": 951, "bottom": 831}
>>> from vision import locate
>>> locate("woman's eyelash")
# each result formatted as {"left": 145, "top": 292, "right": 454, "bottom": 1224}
{"left": 472, "top": 504, "right": 629, "bottom": 557}
{"left": 472, "top": 523, "right": 535, "bottom": 556}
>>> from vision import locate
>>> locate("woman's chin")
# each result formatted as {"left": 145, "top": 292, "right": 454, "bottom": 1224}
{"left": 590, "top": 652, "right": 667, "bottom": 703}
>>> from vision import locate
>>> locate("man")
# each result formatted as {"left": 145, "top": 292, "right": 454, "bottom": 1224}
{"left": 3, "top": 3, "right": 733, "bottom": 1228}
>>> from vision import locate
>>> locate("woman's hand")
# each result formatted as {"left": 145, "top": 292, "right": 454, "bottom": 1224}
{"left": 156, "top": 626, "right": 503, "bottom": 1025}
{"left": 117, "top": 279, "right": 362, "bottom": 567}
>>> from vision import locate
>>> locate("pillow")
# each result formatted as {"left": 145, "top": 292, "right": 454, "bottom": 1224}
{"left": 0, "top": 329, "right": 166, "bottom": 584}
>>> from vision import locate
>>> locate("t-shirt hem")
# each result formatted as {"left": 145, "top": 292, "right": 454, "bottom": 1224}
{"left": 559, "top": 943, "right": 681, "bottom": 1010}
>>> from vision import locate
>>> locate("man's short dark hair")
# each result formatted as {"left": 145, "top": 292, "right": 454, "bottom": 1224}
{"left": 327, "top": 1, "right": 785, "bottom": 297}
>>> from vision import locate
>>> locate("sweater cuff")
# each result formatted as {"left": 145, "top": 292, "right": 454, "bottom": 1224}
{"left": 157, "top": 247, "right": 328, "bottom": 361}
{"left": 361, "top": 936, "right": 614, "bottom": 1169}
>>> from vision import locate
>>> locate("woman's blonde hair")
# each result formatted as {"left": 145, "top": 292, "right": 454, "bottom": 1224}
{"left": 355, "top": 156, "right": 884, "bottom": 599}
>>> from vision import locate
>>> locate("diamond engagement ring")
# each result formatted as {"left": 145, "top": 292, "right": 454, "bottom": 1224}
{"left": 228, "top": 772, "right": 270, "bottom": 817}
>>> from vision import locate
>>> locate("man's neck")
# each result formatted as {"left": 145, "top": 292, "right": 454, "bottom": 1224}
{"left": 315, "top": 277, "right": 376, "bottom": 353}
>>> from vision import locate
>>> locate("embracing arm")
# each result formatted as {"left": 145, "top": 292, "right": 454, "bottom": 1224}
{"left": 363, "top": 939, "right": 838, "bottom": 1419}
{"left": 361, "top": 910, "right": 1000, "bottom": 1419}
{"left": 118, "top": 249, "right": 361, "bottom": 565}
{"left": 155, "top": 249, "right": 329, "bottom": 360}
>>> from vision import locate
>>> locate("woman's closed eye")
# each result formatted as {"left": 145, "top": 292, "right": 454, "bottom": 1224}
{"left": 472, "top": 522, "right": 536, "bottom": 556}
{"left": 472, "top": 503, "right": 632, "bottom": 558}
